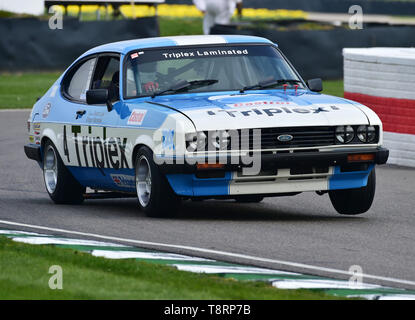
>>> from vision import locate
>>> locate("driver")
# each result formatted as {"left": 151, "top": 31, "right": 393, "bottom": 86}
{"left": 139, "top": 61, "right": 160, "bottom": 94}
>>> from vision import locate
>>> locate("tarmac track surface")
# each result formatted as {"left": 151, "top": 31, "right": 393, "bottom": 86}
{"left": 1, "top": 110, "right": 414, "bottom": 289}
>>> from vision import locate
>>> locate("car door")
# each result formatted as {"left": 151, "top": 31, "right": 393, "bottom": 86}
{"left": 61, "top": 53, "right": 125, "bottom": 190}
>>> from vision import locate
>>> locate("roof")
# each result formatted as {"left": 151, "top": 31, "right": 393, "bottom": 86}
{"left": 81, "top": 35, "right": 274, "bottom": 57}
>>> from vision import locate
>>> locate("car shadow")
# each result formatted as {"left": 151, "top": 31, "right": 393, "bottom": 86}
{"left": 10, "top": 194, "right": 367, "bottom": 222}
{"left": 80, "top": 197, "right": 366, "bottom": 222}
{"left": 174, "top": 199, "right": 366, "bottom": 222}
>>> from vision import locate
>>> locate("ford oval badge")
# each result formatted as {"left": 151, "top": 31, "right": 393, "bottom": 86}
{"left": 277, "top": 134, "right": 293, "bottom": 142}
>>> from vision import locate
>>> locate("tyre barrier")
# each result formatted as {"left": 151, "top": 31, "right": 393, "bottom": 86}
{"left": 344, "top": 48, "right": 415, "bottom": 167}
{"left": 0, "top": 17, "right": 159, "bottom": 71}
{"left": 211, "top": 22, "right": 415, "bottom": 80}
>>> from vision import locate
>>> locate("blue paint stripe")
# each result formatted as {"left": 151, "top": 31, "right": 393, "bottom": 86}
{"left": 68, "top": 167, "right": 135, "bottom": 191}
{"left": 222, "top": 35, "right": 272, "bottom": 45}
{"left": 329, "top": 165, "right": 374, "bottom": 190}
{"left": 166, "top": 172, "right": 232, "bottom": 197}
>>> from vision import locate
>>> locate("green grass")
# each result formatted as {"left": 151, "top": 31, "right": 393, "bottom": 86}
{"left": 0, "top": 237, "right": 340, "bottom": 299}
{"left": 159, "top": 17, "right": 203, "bottom": 36}
{"left": 322, "top": 79, "right": 344, "bottom": 98}
{"left": 0, "top": 10, "right": 15, "bottom": 18}
{"left": 0, "top": 72, "right": 61, "bottom": 109}
{"left": 0, "top": 71, "right": 344, "bottom": 109}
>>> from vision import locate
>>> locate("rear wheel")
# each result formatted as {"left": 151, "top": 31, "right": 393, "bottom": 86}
{"left": 135, "top": 146, "right": 180, "bottom": 218}
{"left": 329, "top": 168, "right": 376, "bottom": 215}
{"left": 43, "top": 140, "right": 84, "bottom": 204}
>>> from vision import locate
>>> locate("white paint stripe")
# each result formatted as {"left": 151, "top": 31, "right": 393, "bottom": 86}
{"left": 49, "top": 85, "right": 59, "bottom": 98}
{"left": 376, "top": 294, "right": 415, "bottom": 300}
{"left": 0, "top": 230, "right": 44, "bottom": 236}
{"left": 91, "top": 250, "right": 213, "bottom": 261}
{"left": 170, "top": 35, "right": 227, "bottom": 46}
{"left": 11, "top": 236, "right": 128, "bottom": 248}
{"left": 272, "top": 279, "right": 382, "bottom": 290}
{"left": 0, "top": 109, "right": 31, "bottom": 112}
{"left": 1, "top": 219, "right": 415, "bottom": 288}
{"left": 347, "top": 294, "right": 415, "bottom": 300}
{"left": 173, "top": 264, "right": 299, "bottom": 275}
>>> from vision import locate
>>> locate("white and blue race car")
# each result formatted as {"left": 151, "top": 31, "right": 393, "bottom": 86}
{"left": 25, "top": 35, "right": 389, "bottom": 217}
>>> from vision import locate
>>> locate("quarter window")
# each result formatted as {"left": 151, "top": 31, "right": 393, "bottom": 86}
{"left": 66, "top": 58, "right": 96, "bottom": 101}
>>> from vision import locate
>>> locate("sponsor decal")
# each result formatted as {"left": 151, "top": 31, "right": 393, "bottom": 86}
{"left": 130, "top": 52, "right": 144, "bottom": 59}
{"left": 29, "top": 135, "right": 40, "bottom": 144}
{"left": 207, "top": 94, "right": 263, "bottom": 101}
{"left": 33, "top": 123, "right": 41, "bottom": 135}
{"left": 207, "top": 105, "right": 340, "bottom": 117}
{"left": 65, "top": 126, "right": 129, "bottom": 169}
{"left": 86, "top": 111, "right": 105, "bottom": 124}
{"left": 161, "top": 49, "right": 248, "bottom": 60}
{"left": 42, "top": 103, "right": 51, "bottom": 118}
{"left": 228, "top": 101, "right": 292, "bottom": 108}
{"left": 127, "top": 109, "right": 147, "bottom": 126}
{"left": 110, "top": 174, "right": 135, "bottom": 188}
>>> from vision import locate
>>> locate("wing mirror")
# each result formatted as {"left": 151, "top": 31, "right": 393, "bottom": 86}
{"left": 86, "top": 89, "right": 113, "bottom": 112}
{"left": 307, "top": 78, "right": 323, "bottom": 92}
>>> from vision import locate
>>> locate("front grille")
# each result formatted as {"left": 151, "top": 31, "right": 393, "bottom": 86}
{"left": 195, "top": 126, "right": 337, "bottom": 152}
{"left": 247, "top": 126, "right": 336, "bottom": 149}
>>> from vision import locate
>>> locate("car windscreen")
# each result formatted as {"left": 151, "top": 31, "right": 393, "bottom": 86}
{"left": 124, "top": 44, "right": 304, "bottom": 98}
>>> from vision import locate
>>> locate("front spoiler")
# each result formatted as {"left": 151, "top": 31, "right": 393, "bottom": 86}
{"left": 24, "top": 144, "right": 42, "bottom": 162}
{"left": 157, "top": 147, "right": 389, "bottom": 174}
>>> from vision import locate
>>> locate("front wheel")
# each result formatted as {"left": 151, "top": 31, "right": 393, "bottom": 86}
{"left": 329, "top": 168, "right": 376, "bottom": 215}
{"left": 135, "top": 146, "right": 180, "bottom": 218}
{"left": 43, "top": 140, "right": 85, "bottom": 204}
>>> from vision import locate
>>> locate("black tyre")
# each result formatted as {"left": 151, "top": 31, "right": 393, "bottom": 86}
{"left": 329, "top": 168, "right": 376, "bottom": 215}
{"left": 43, "top": 140, "right": 85, "bottom": 204}
{"left": 135, "top": 146, "right": 180, "bottom": 218}
{"left": 234, "top": 195, "right": 264, "bottom": 203}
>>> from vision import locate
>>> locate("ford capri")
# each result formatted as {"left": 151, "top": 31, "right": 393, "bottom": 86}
{"left": 24, "top": 35, "right": 389, "bottom": 217}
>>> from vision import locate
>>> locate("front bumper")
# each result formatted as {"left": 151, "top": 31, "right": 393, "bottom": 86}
{"left": 157, "top": 147, "right": 389, "bottom": 174}
{"left": 164, "top": 147, "right": 387, "bottom": 197}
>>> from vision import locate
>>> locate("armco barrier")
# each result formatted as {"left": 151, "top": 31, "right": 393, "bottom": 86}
{"left": 344, "top": 48, "right": 415, "bottom": 167}
{"left": 0, "top": 17, "right": 159, "bottom": 71}
{"left": 211, "top": 23, "right": 415, "bottom": 80}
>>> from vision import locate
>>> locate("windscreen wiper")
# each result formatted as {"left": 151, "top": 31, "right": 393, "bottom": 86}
{"left": 240, "top": 78, "right": 302, "bottom": 93}
{"left": 152, "top": 79, "right": 218, "bottom": 98}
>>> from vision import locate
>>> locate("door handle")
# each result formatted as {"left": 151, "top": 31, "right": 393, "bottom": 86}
{"left": 76, "top": 110, "right": 86, "bottom": 119}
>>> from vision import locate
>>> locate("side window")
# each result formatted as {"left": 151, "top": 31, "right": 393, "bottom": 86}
{"left": 126, "top": 67, "right": 138, "bottom": 97}
{"left": 66, "top": 58, "right": 96, "bottom": 101}
{"left": 92, "top": 56, "right": 120, "bottom": 101}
